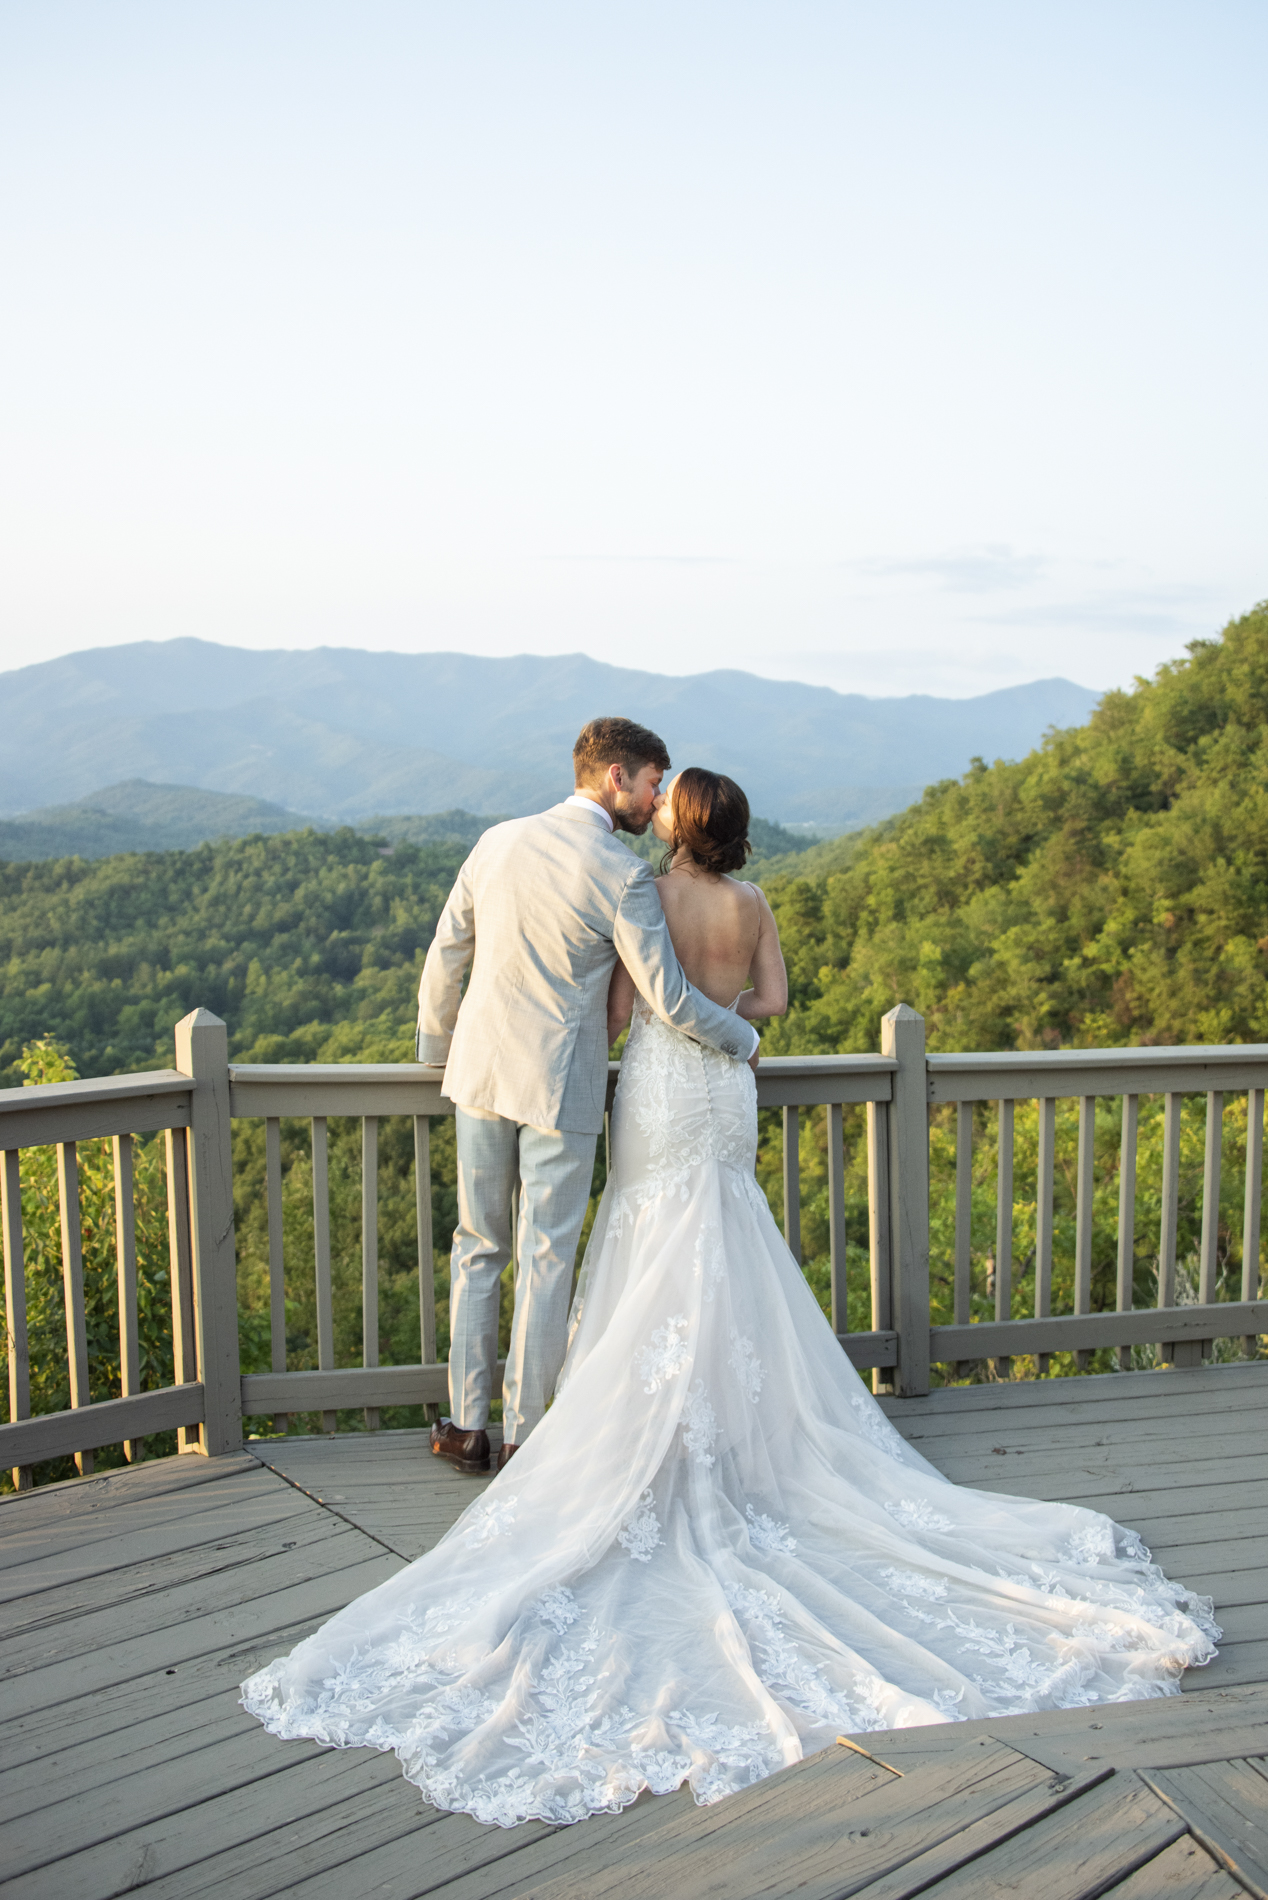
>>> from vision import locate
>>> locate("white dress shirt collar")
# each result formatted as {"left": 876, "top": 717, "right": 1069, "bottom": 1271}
{"left": 563, "top": 793, "right": 615, "bottom": 832}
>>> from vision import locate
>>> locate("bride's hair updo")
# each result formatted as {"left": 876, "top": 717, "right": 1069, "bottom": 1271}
{"left": 663, "top": 766, "right": 752, "bottom": 876}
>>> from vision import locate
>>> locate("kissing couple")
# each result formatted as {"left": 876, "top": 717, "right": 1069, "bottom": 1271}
{"left": 243, "top": 718, "right": 1218, "bottom": 1828}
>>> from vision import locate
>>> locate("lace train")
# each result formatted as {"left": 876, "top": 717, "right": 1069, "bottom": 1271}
{"left": 242, "top": 1003, "right": 1219, "bottom": 1827}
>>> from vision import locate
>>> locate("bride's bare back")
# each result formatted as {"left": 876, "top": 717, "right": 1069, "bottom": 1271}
{"left": 608, "top": 863, "right": 788, "bottom": 1046}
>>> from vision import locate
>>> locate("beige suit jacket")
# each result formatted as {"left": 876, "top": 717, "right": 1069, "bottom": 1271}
{"left": 416, "top": 801, "right": 757, "bottom": 1133}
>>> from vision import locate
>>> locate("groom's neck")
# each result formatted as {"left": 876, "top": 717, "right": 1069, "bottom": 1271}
{"left": 572, "top": 785, "right": 617, "bottom": 823}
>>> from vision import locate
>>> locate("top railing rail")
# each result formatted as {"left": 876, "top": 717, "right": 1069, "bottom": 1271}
{"left": 927, "top": 1044, "right": 1268, "bottom": 1102}
{"left": 0, "top": 1070, "right": 192, "bottom": 1150}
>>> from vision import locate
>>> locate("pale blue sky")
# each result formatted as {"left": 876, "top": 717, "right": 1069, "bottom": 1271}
{"left": 1, "top": 1, "right": 1264, "bottom": 695}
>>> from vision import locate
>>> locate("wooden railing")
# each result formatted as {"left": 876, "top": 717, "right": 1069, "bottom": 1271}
{"left": 926, "top": 1038, "right": 1268, "bottom": 1378}
{"left": 2, "top": 1003, "right": 1265, "bottom": 1480}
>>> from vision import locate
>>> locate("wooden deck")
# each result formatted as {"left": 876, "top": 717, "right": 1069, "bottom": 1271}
{"left": 2, "top": 1361, "right": 1266, "bottom": 1899}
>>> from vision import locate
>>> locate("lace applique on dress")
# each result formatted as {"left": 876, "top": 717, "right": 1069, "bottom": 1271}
{"left": 422, "top": 1591, "right": 486, "bottom": 1638}
{"left": 1063, "top": 1523, "right": 1117, "bottom": 1566}
{"left": 536, "top": 1586, "right": 580, "bottom": 1633}
{"left": 881, "top": 1566, "right": 950, "bottom": 1603}
{"left": 746, "top": 1505, "right": 796, "bottom": 1555}
{"left": 630, "top": 1745, "right": 693, "bottom": 1794}
{"left": 617, "top": 1489, "right": 663, "bottom": 1562}
{"left": 636, "top": 1315, "right": 692, "bottom": 1392}
{"left": 681, "top": 1382, "right": 720, "bottom": 1467}
{"left": 668, "top": 1707, "right": 781, "bottom": 1802}
{"left": 730, "top": 1332, "right": 763, "bottom": 1402}
{"left": 463, "top": 1495, "right": 519, "bottom": 1548}
{"left": 849, "top": 1391, "right": 907, "bottom": 1455}
{"left": 725, "top": 1583, "right": 887, "bottom": 1733}
{"left": 885, "top": 1498, "right": 954, "bottom": 1535}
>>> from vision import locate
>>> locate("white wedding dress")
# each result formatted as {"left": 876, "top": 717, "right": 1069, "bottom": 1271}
{"left": 242, "top": 999, "right": 1219, "bottom": 1827}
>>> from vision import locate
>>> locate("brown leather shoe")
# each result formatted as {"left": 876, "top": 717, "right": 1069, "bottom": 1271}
{"left": 497, "top": 1441, "right": 519, "bottom": 1471}
{"left": 430, "top": 1418, "right": 490, "bottom": 1474}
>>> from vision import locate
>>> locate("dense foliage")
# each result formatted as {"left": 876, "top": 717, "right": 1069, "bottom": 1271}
{"left": 762, "top": 602, "right": 1268, "bottom": 1059}
{"left": 0, "top": 829, "right": 466, "bottom": 1086}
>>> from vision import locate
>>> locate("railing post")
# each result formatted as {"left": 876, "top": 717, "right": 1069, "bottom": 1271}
{"left": 882, "top": 1003, "right": 930, "bottom": 1397}
{"left": 174, "top": 1009, "right": 242, "bottom": 1456}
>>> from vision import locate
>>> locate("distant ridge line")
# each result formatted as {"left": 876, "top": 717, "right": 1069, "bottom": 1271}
{"left": 1, "top": 637, "right": 1101, "bottom": 828}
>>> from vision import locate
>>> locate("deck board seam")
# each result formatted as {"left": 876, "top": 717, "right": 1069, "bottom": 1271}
{"left": 243, "top": 1447, "right": 411, "bottom": 1559}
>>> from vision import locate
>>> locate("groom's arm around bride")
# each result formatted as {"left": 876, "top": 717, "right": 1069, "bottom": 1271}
{"left": 415, "top": 717, "right": 759, "bottom": 1472}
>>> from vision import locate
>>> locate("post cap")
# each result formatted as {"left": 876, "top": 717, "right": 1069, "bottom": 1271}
{"left": 175, "top": 1008, "right": 227, "bottom": 1031}
{"left": 882, "top": 1003, "right": 924, "bottom": 1024}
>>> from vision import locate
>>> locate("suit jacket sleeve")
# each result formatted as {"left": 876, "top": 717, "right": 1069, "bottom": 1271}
{"left": 612, "top": 863, "right": 760, "bottom": 1060}
{"left": 416, "top": 853, "right": 477, "bottom": 1063}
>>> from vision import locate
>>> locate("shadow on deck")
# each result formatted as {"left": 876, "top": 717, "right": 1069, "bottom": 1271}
{"left": 3, "top": 1361, "right": 1267, "bottom": 1899}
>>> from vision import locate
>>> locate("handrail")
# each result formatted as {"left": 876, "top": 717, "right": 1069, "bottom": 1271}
{"left": 0, "top": 1070, "right": 192, "bottom": 1150}
{"left": 229, "top": 1063, "right": 452, "bottom": 1119}
{"left": 927, "top": 1044, "right": 1268, "bottom": 1102}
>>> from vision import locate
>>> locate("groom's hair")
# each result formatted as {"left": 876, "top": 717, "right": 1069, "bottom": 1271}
{"left": 572, "top": 717, "right": 671, "bottom": 787}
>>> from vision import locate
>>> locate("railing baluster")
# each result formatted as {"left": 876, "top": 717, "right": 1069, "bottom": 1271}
{"left": 1199, "top": 1094, "right": 1223, "bottom": 1341}
{"left": 866, "top": 1100, "right": 893, "bottom": 1393}
{"left": 1035, "top": 1098, "right": 1056, "bottom": 1376}
{"left": 782, "top": 1106, "right": 801, "bottom": 1265}
{"left": 57, "top": 1143, "right": 92, "bottom": 1475}
{"left": 1116, "top": 1096, "right": 1138, "bottom": 1371}
{"left": 414, "top": 1116, "right": 438, "bottom": 1421}
{"left": 362, "top": 1117, "right": 379, "bottom": 1431}
{"left": 954, "top": 1102, "right": 972, "bottom": 1378}
{"left": 994, "top": 1100, "right": 1013, "bottom": 1378}
{"left": 112, "top": 1135, "right": 142, "bottom": 1462}
{"left": 1159, "top": 1091, "right": 1183, "bottom": 1364}
{"left": 827, "top": 1102, "right": 845, "bottom": 1335}
{"left": 2, "top": 1149, "right": 32, "bottom": 1491}
{"left": 265, "top": 1118, "right": 287, "bottom": 1434}
{"left": 311, "top": 1117, "right": 336, "bottom": 1433}
{"left": 165, "top": 1129, "right": 197, "bottom": 1451}
{"left": 1073, "top": 1097, "right": 1095, "bottom": 1370}
{"left": 1244, "top": 1088, "right": 1263, "bottom": 1358}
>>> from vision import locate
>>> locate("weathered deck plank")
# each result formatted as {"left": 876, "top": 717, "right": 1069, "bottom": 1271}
{"left": 0, "top": 1481, "right": 315, "bottom": 1605}
{"left": 1103, "top": 1833, "right": 1250, "bottom": 1898}
{"left": 248, "top": 1430, "right": 501, "bottom": 1560}
{"left": 0, "top": 1507, "right": 351, "bottom": 1640}
{"left": 1142, "top": 1761, "right": 1268, "bottom": 1897}
{"left": 488, "top": 1745, "right": 1091, "bottom": 1900}
{"left": 916, "top": 1771, "right": 1185, "bottom": 1898}
{"left": 0, "top": 1747, "right": 421, "bottom": 1900}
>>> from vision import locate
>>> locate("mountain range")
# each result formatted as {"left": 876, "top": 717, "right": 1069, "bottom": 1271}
{"left": 0, "top": 639, "right": 1100, "bottom": 829}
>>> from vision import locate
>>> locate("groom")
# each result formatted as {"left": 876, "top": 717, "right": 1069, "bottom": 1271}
{"left": 416, "top": 716, "right": 760, "bottom": 1474}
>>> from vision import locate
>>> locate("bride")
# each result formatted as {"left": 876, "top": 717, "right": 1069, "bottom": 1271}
{"left": 242, "top": 767, "right": 1218, "bottom": 1828}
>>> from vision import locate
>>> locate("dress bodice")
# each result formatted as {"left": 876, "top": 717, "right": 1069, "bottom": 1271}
{"left": 613, "top": 995, "right": 758, "bottom": 1200}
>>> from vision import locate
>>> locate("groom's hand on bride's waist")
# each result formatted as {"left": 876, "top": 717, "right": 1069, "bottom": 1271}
{"left": 748, "top": 1049, "right": 760, "bottom": 1073}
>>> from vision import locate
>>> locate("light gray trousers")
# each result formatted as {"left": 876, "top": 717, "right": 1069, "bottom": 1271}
{"left": 448, "top": 1106, "right": 597, "bottom": 1444}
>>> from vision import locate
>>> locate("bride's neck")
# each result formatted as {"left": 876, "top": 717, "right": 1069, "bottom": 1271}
{"left": 666, "top": 849, "right": 713, "bottom": 878}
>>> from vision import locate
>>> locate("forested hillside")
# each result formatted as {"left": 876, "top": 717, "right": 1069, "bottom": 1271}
{"left": 0, "top": 830, "right": 464, "bottom": 1085}
{"left": 761, "top": 601, "right": 1268, "bottom": 1059}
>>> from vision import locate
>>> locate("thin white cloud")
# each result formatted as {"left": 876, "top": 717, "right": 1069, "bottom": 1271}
{"left": 847, "top": 546, "right": 1047, "bottom": 594}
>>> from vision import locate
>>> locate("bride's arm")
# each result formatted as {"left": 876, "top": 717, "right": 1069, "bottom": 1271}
{"left": 736, "top": 887, "right": 789, "bottom": 1020}
{"left": 607, "top": 959, "right": 637, "bottom": 1047}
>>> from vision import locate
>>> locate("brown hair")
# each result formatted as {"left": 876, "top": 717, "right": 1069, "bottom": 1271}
{"left": 662, "top": 766, "right": 751, "bottom": 875}
{"left": 572, "top": 717, "right": 671, "bottom": 788}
